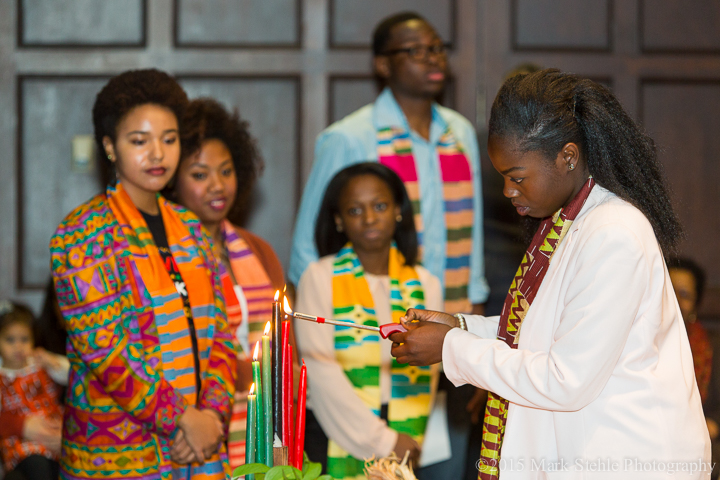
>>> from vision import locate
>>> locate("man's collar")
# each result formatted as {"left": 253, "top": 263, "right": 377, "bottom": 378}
{"left": 373, "top": 87, "right": 447, "bottom": 135}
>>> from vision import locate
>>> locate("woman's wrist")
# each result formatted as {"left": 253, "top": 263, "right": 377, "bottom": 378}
{"left": 454, "top": 313, "right": 468, "bottom": 331}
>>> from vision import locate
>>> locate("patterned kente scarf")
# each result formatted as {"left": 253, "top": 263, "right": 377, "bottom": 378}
{"left": 51, "top": 182, "right": 235, "bottom": 480}
{"left": 220, "top": 220, "right": 276, "bottom": 469}
{"left": 378, "top": 126, "right": 474, "bottom": 314}
{"left": 478, "top": 178, "right": 595, "bottom": 480}
{"left": 327, "top": 243, "right": 433, "bottom": 480}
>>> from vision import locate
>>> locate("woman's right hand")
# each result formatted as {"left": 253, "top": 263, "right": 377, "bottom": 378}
{"left": 402, "top": 309, "right": 458, "bottom": 329}
{"left": 393, "top": 433, "right": 421, "bottom": 466}
{"left": 178, "top": 406, "right": 224, "bottom": 463}
{"left": 23, "top": 415, "right": 62, "bottom": 454}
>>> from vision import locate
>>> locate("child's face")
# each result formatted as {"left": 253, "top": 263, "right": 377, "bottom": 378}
{"left": 0, "top": 323, "right": 33, "bottom": 370}
{"left": 334, "top": 174, "right": 401, "bottom": 256}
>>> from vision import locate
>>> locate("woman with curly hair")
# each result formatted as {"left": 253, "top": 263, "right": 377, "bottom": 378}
{"left": 169, "top": 98, "right": 285, "bottom": 470}
{"left": 50, "top": 69, "right": 236, "bottom": 480}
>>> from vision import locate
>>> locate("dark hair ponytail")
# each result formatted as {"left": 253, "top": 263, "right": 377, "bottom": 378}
{"left": 489, "top": 68, "right": 682, "bottom": 253}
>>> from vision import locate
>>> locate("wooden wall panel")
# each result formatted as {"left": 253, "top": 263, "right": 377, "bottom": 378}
{"left": 18, "top": 76, "right": 107, "bottom": 289}
{"left": 174, "top": 0, "right": 300, "bottom": 47}
{"left": 640, "top": 80, "right": 720, "bottom": 317}
{"left": 640, "top": 0, "right": 720, "bottom": 53}
{"left": 328, "top": 76, "right": 378, "bottom": 124}
{"left": 512, "top": 0, "right": 612, "bottom": 52}
{"left": 19, "top": 0, "right": 145, "bottom": 47}
{"left": 179, "top": 76, "right": 301, "bottom": 269}
{"left": 329, "top": 0, "right": 455, "bottom": 49}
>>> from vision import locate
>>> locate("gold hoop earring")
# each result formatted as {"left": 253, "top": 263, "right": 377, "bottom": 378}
{"left": 396, "top": 214, "right": 402, "bottom": 222}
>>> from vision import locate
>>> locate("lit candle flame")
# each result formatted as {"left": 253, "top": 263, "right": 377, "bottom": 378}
{"left": 253, "top": 341, "right": 260, "bottom": 361}
{"left": 283, "top": 284, "right": 287, "bottom": 293}
{"left": 283, "top": 296, "right": 292, "bottom": 315}
{"left": 264, "top": 321, "right": 271, "bottom": 336}
{"left": 274, "top": 290, "right": 280, "bottom": 301}
{"left": 249, "top": 383, "right": 255, "bottom": 395}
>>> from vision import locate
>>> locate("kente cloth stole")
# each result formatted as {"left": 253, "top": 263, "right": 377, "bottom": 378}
{"left": 478, "top": 178, "right": 595, "bottom": 480}
{"left": 378, "top": 126, "right": 474, "bottom": 314}
{"left": 220, "top": 220, "right": 276, "bottom": 470}
{"left": 326, "top": 243, "right": 432, "bottom": 480}
{"left": 108, "top": 184, "right": 219, "bottom": 407}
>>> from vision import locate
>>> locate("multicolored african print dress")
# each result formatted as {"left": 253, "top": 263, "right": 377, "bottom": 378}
{"left": 50, "top": 182, "right": 236, "bottom": 480}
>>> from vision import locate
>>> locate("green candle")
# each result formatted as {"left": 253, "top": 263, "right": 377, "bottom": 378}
{"left": 245, "top": 383, "right": 257, "bottom": 480}
{"left": 252, "top": 341, "right": 266, "bottom": 465}
{"left": 262, "top": 322, "right": 274, "bottom": 467}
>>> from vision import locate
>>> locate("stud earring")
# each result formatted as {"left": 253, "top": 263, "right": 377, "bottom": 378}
{"left": 107, "top": 154, "right": 113, "bottom": 161}
{"left": 396, "top": 214, "right": 402, "bottom": 222}
{"left": 336, "top": 223, "right": 343, "bottom": 232}
{"left": 568, "top": 164, "right": 575, "bottom": 171}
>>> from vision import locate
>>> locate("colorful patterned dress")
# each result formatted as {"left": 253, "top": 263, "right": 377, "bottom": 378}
{"left": 50, "top": 182, "right": 236, "bottom": 480}
{"left": 0, "top": 364, "right": 63, "bottom": 471}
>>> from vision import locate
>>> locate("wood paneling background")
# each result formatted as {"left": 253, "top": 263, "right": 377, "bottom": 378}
{"left": 1, "top": 0, "right": 719, "bottom": 320}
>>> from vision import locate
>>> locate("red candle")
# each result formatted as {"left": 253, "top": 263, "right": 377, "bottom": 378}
{"left": 294, "top": 359, "right": 307, "bottom": 470}
{"left": 281, "top": 321, "right": 291, "bottom": 446}
{"left": 285, "top": 343, "right": 295, "bottom": 465}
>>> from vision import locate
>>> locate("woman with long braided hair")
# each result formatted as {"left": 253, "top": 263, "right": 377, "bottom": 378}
{"left": 389, "top": 69, "right": 710, "bottom": 479}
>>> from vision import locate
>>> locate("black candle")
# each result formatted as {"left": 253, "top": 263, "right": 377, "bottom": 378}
{"left": 272, "top": 292, "right": 283, "bottom": 441}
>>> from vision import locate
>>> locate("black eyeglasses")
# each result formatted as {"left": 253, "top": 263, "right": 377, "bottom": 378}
{"left": 382, "top": 43, "right": 450, "bottom": 62}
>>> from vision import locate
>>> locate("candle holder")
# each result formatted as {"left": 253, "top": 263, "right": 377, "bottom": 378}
{"left": 273, "top": 446, "right": 289, "bottom": 466}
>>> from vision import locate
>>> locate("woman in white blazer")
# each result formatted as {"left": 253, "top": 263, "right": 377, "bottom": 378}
{"left": 390, "top": 69, "right": 711, "bottom": 480}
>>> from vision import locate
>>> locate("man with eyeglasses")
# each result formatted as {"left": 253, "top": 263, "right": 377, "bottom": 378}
{"left": 289, "top": 11, "right": 487, "bottom": 480}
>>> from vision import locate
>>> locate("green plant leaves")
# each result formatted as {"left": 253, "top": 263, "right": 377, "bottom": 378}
{"left": 231, "top": 456, "right": 334, "bottom": 480}
{"left": 302, "top": 463, "right": 321, "bottom": 480}
{"left": 264, "top": 465, "right": 303, "bottom": 479}
{"left": 233, "top": 463, "right": 271, "bottom": 476}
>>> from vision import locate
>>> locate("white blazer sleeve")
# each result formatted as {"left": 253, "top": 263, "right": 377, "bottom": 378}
{"left": 442, "top": 223, "right": 648, "bottom": 412}
{"left": 295, "top": 259, "right": 397, "bottom": 459}
{"left": 464, "top": 315, "right": 501, "bottom": 339}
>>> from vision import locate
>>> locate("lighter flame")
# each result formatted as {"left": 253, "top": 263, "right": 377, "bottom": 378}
{"left": 264, "top": 321, "right": 271, "bottom": 336}
{"left": 283, "top": 296, "right": 292, "bottom": 315}
{"left": 274, "top": 290, "right": 280, "bottom": 301}
{"left": 249, "top": 383, "right": 255, "bottom": 395}
{"left": 253, "top": 341, "right": 260, "bottom": 361}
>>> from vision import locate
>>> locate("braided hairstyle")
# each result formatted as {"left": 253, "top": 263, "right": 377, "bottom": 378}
{"left": 489, "top": 68, "right": 682, "bottom": 253}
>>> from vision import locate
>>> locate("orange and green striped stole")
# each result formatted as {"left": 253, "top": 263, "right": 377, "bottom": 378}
{"left": 327, "top": 243, "right": 433, "bottom": 480}
{"left": 479, "top": 178, "right": 595, "bottom": 480}
{"left": 220, "top": 220, "right": 276, "bottom": 470}
{"left": 378, "top": 126, "right": 474, "bottom": 314}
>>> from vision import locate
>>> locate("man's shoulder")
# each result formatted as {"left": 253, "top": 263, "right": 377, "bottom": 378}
{"left": 323, "top": 103, "right": 376, "bottom": 137}
{"left": 435, "top": 104, "right": 474, "bottom": 132}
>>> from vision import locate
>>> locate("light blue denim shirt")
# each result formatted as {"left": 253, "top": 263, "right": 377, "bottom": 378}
{"left": 289, "top": 87, "right": 489, "bottom": 304}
